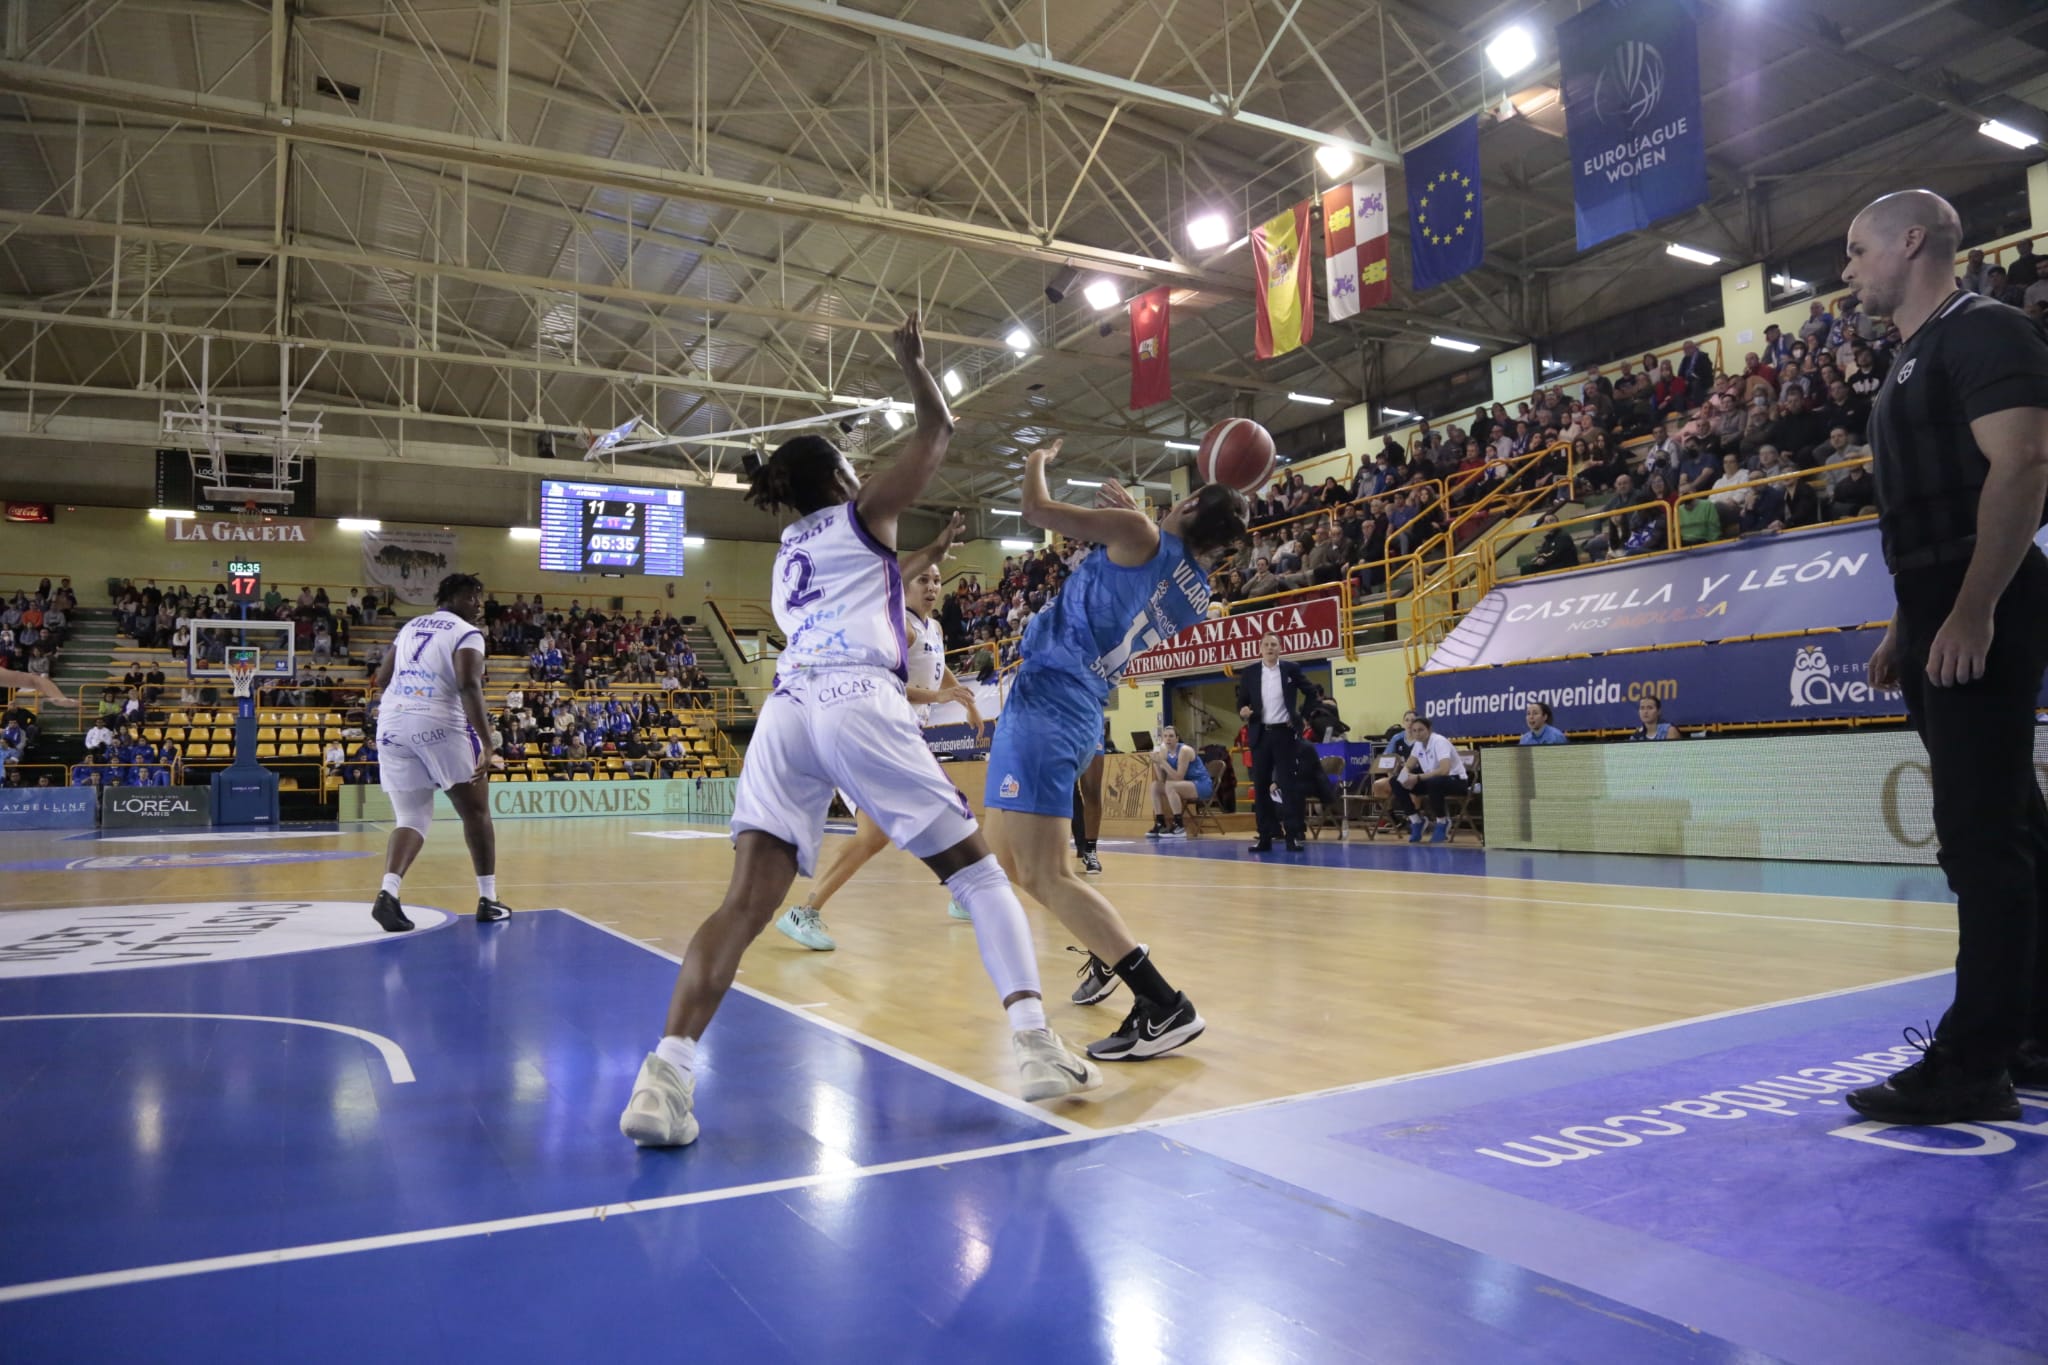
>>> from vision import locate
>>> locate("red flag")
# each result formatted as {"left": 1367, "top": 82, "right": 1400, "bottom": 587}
{"left": 1252, "top": 201, "right": 1314, "bottom": 359}
{"left": 1128, "top": 286, "right": 1171, "bottom": 410}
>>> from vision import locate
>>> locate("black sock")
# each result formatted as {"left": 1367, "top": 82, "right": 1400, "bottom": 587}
{"left": 1112, "top": 946, "right": 1176, "bottom": 1009}
{"left": 1084, "top": 839, "right": 1098, "bottom": 854}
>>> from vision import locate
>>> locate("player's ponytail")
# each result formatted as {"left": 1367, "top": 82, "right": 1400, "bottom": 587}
{"left": 1180, "top": 483, "right": 1251, "bottom": 565}
{"left": 746, "top": 435, "right": 847, "bottom": 516}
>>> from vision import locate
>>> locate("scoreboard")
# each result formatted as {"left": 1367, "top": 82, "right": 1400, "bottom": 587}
{"left": 539, "top": 481, "right": 687, "bottom": 575}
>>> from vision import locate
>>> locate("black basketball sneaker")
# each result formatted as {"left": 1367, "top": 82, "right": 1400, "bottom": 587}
{"left": 1069, "top": 946, "right": 1120, "bottom": 1006}
{"left": 1086, "top": 990, "right": 1205, "bottom": 1061}
{"left": 371, "top": 891, "right": 414, "bottom": 933}
{"left": 1844, "top": 1027, "right": 2019, "bottom": 1125}
{"left": 476, "top": 897, "right": 514, "bottom": 924}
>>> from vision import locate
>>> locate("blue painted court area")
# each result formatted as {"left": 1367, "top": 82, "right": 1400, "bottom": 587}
{"left": 1111, "top": 833, "right": 1956, "bottom": 903}
{"left": 1, "top": 905, "right": 2030, "bottom": 1363}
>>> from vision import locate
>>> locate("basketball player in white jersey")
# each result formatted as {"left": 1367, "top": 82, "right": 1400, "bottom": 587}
{"left": 368, "top": 572, "right": 512, "bottom": 931}
{"left": 774, "top": 548, "right": 986, "bottom": 950}
{"left": 620, "top": 316, "right": 1098, "bottom": 1148}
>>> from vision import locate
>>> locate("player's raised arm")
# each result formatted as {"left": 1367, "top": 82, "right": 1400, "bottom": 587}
{"left": 856, "top": 314, "right": 955, "bottom": 547}
{"left": 899, "top": 510, "right": 966, "bottom": 581}
{"left": 0, "top": 668, "right": 77, "bottom": 707}
{"left": 1019, "top": 440, "right": 1159, "bottom": 566}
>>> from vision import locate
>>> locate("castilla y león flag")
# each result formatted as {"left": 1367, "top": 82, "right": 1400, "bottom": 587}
{"left": 1322, "top": 166, "right": 1391, "bottom": 321}
{"left": 1128, "top": 285, "right": 1172, "bottom": 410}
{"left": 1252, "top": 200, "right": 1314, "bottom": 359}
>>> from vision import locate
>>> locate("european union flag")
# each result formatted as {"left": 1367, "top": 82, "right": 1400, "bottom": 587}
{"left": 1404, "top": 116, "right": 1484, "bottom": 292}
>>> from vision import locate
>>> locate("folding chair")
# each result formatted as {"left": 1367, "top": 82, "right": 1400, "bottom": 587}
{"left": 1181, "top": 760, "right": 1228, "bottom": 838}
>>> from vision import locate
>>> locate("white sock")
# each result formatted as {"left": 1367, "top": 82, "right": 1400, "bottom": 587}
{"left": 478, "top": 874, "right": 497, "bottom": 900}
{"left": 655, "top": 1034, "right": 697, "bottom": 1074}
{"left": 380, "top": 872, "right": 402, "bottom": 898}
{"left": 1005, "top": 996, "right": 1048, "bottom": 1033}
{"left": 943, "top": 854, "right": 1045, "bottom": 1018}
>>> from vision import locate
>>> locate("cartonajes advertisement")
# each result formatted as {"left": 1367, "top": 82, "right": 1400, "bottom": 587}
{"left": 1124, "top": 596, "right": 1342, "bottom": 680}
{"left": 361, "top": 527, "right": 458, "bottom": 607}
{"left": 1559, "top": 0, "right": 1708, "bottom": 250}
{"left": 1424, "top": 521, "right": 1891, "bottom": 671}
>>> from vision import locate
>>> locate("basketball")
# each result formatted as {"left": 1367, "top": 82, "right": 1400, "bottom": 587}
{"left": 1194, "top": 418, "right": 1276, "bottom": 492}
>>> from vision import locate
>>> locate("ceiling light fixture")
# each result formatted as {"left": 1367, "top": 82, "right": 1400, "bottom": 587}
{"left": 508, "top": 527, "right": 542, "bottom": 541}
{"left": 683, "top": 535, "right": 706, "bottom": 548}
{"left": 1429, "top": 335, "right": 1482, "bottom": 352}
{"left": 1163, "top": 439, "right": 1200, "bottom": 451}
{"left": 999, "top": 539, "right": 1037, "bottom": 551}
{"left": 1665, "top": 242, "right": 1721, "bottom": 266}
{"left": 1314, "top": 144, "right": 1358, "bottom": 180}
{"left": 1083, "top": 279, "right": 1121, "bottom": 311}
{"left": 1485, "top": 25, "right": 1537, "bottom": 78}
{"left": 1065, "top": 478, "right": 1104, "bottom": 488}
{"left": 882, "top": 408, "right": 904, "bottom": 430}
{"left": 1287, "top": 392, "right": 1337, "bottom": 406}
{"left": 1004, "top": 326, "right": 1032, "bottom": 352}
{"left": 988, "top": 508, "right": 1022, "bottom": 516}
{"left": 1187, "top": 212, "right": 1231, "bottom": 250}
{"left": 147, "top": 508, "right": 194, "bottom": 520}
{"left": 1381, "top": 407, "right": 1417, "bottom": 420}
{"left": 1979, "top": 119, "right": 2040, "bottom": 150}
{"left": 942, "top": 369, "right": 964, "bottom": 396}
{"left": 337, "top": 517, "right": 382, "bottom": 532}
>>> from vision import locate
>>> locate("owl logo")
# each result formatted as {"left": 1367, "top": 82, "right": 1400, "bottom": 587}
{"left": 1789, "top": 645, "right": 1833, "bottom": 706}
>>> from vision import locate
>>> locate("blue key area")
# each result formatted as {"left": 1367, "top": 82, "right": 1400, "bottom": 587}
{"left": 0, "top": 911, "right": 1054, "bottom": 1288}
{"left": 1170, "top": 974, "right": 2047, "bottom": 1365}
{"left": 5, "top": 1129, "right": 1763, "bottom": 1365}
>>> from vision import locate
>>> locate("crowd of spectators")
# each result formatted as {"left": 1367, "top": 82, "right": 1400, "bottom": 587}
{"left": 0, "top": 577, "right": 77, "bottom": 681}
{"left": 936, "top": 539, "right": 1088, "bottom": 675}
{"left": 114, "top": 579, "right": 380, "bottom": 662}
{"left": 483, "top": 594, "right": 716, "bottom": 701}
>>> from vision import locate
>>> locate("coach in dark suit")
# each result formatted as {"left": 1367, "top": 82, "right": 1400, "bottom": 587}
{"left": 1235, "top": 632, "right": 1315, "bottom": 852}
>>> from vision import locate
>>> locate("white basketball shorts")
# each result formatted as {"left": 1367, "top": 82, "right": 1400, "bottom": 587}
{"left": 730, "top": 667, "right": 976, "bottom": 877}
{"left": 377, "top": 717, "right": 484, "bottom": 792}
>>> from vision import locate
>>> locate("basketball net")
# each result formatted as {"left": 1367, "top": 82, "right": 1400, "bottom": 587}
{"left": 225, "top": 655, "right": 259, "bottom": 700}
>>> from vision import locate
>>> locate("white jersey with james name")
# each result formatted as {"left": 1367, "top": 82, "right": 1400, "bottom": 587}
{"left": 772, "top": 503, "right": 906, "bottom": 680}
{"left": 382, "top": 610, "right": 486, "bottom": 727}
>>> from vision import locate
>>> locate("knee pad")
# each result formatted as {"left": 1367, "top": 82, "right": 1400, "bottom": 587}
{"left": 389, "top": 785, "right": 436, "bottom": 836}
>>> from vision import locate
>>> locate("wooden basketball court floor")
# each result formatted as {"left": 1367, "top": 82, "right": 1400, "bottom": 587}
{"left": 1, "top": 815, "right": 2039, "bottom": 1363}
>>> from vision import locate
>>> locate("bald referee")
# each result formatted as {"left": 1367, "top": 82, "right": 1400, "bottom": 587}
{"left": 1839, "top": 189, "right": 2048, "bottom": 1127}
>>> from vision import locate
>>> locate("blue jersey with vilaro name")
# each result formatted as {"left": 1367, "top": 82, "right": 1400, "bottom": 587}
{"left": 1019, "top": 531, "right": 1212, "bottom": 700}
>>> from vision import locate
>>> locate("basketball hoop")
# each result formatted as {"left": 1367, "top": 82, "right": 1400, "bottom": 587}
{"left": 225, "top": 646, "right": 261, "bottom": 700}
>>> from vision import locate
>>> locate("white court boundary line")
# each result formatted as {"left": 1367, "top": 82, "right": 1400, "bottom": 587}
{"left": 0, "top": 954, "right": 1953, "bottom": 1305}
{"left": 554, "top": 908, "right": 1092, "bottom": 1137}
{"left": 0, "top": 1012, "right": 415, "bottom": 1083}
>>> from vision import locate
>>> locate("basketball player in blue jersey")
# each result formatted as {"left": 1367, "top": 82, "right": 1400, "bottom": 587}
{"left": 620, "top": 317, "right": 1099, "bottom": 1149}
{"left": 984, "top": 439, "right": 1249, "bottom": 1060}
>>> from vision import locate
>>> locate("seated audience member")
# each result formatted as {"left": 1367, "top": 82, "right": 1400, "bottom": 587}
{"left": 1677, "top": 489, "right": 1723, "bottom": 545}
{"left": 1629, "top": 696, "right": 1682, "bottom": 741}
{"left": 1368, "top": 709, "right": 1419, "bottom": 811}
{"left": 1519, "top": 702, "right": 1567, "bottom": 746}
{"left": 1828, "top": 460, "right": 1877, "bottom": 516}
{"left": 1144, "top": 725, "right": 1213, "bottom": 839}
{"left": 1520, "top": 512, "right": 1581, "bottom": 574}
{"left": 1390, "top": 716, "right": 1470, "bottom": 844}
{"left": 620, "top": 734, "right": 653, "bottom": 778}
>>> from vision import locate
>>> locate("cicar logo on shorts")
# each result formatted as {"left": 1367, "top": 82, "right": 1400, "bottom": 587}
{"left": 819, "top": 677, "right": 878, "bottom": 706}
{"left": 999, "top": 774, "right": 1020, "bottom": 798}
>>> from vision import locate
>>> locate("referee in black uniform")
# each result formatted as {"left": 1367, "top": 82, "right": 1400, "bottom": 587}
{"left": 1841, "top": 189, "right": 2048, "bottom": 1126}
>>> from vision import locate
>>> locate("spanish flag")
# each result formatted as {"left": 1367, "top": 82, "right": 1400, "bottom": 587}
{"left": 1252, "top": 200, "right": 1314, "bottom": 360}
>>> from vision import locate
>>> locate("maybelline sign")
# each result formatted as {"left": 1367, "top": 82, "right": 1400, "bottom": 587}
{"left": 1124, "top": 596, "right": 1343, "bottom": 680}
{"left": 101, "top": 787, "right": 210, "bottom": 830}
{"left": 164, "top": 516, "right": 314, "bottom": 544}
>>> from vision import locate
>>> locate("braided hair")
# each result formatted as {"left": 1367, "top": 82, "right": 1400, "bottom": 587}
{"left": 746, "top": 435, "right": 848, "bottom": 517}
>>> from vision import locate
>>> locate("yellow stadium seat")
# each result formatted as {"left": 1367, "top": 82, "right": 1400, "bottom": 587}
{"left": 572, "top": 772, "right": 590, "bottom": 782}
{"left": 257, "top": 744, "right": 280, "bottom": 759}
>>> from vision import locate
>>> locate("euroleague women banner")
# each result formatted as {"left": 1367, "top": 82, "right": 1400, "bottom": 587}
{"left": 1559, "top": 0, "right": 1707, "bottom": 251}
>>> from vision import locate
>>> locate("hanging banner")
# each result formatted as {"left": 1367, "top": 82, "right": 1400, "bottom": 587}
{"left": 361, "top": 527, "right": 458, "bottom": 607}
{"left": 1559, "top": 0, "right": 1709, "bottom": 250}
{"left": 1251, "top": 201, "right": 1314, "bottom": 359}
{"left": 1322, "top": 166, "right": 1392, "bottom": 321}
{"left": 1423, "top": 522, "right": 1894, "bottom": 672}
{"left": 1128, "top": 286, "right": 1172, "bottom": 410}
{"left": 1123, "top": 596, "right": 1341, "bottom": 680}
{"left": 1404, "top": 116, "right": 1485, "bottom": 291}
{"left": 164, "top": 516, "right": 315, "bottom": 544}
